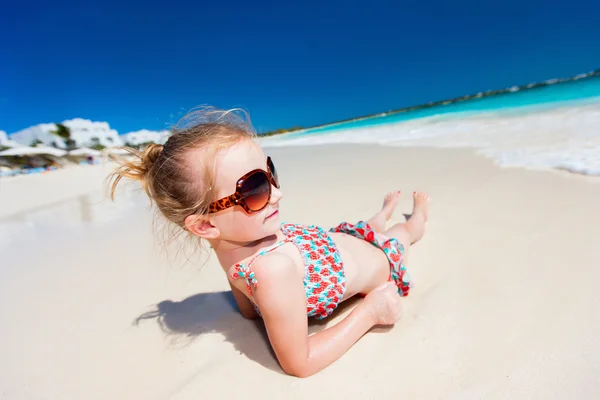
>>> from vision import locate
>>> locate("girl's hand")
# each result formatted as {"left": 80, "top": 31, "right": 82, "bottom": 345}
{"left": 362, "top": 282, "right": 403, "bottom": 326}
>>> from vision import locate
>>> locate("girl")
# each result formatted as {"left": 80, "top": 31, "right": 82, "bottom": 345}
{"left": 108, "top": 107, "right": 429, "bottom": 378}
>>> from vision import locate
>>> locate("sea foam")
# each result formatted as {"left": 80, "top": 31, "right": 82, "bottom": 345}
{"left": 259, "top": 99, "right": 600, "bottom": 176}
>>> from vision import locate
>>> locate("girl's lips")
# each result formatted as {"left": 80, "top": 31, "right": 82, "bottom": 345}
{"left": 266, "top": 210, "right": 279, "bottom": 219}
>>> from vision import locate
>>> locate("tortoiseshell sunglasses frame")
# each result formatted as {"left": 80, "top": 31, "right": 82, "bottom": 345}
{"left": 208, "top": 157, "right": 279, "bottom": 214}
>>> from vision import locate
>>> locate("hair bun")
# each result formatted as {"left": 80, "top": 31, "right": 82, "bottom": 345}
{"left": 106, "top": 143, "right": 164, "bottom": 201}
{"left": 140, "top": 143, "right": 164, "bottom": 174}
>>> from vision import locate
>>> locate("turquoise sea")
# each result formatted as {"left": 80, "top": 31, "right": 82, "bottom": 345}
{"left": 297, "top": 73, "right": 600, "bottom": 136}
{"left": 261, "top": 72, "right": 600, "bottom": 176}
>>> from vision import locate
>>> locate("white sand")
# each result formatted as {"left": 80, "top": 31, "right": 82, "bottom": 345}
{"left": 1, "top": 145, "right": 599, "bottom": 399}
{"left": 0, "top": 164, "right": 114, "bottom": 219}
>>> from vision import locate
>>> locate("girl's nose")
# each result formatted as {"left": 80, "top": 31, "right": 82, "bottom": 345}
{"left": 270, "top": 185, "right": 283, "bottom": 204}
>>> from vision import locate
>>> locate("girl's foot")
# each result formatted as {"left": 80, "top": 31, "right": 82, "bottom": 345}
{"left": 381, "top": 190, "right": 402, "bottom": 221}
{"left": 368, "top": 191, "right": 401, "bottom": 233}
{"left": 404, "top": 191, "right": 430, "bottom": 244}
{"left": 412, "top": 191, "right": 430, "bottom": 222}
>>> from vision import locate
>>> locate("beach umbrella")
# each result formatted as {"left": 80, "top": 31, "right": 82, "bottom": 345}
{"left": 0, "top": 145, "right": 67, "bottom": 157}
{"left": 68, "top": 147, "right": 102, "bottom": 157}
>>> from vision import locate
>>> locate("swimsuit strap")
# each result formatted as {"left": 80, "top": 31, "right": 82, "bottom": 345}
{"left": 230, "top": 237, "right": 291, "bottom": 296}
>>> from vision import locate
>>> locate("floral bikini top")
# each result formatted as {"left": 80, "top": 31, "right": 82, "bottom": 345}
{"left": 230, "top": 223, "right": 346, "bottom": 319}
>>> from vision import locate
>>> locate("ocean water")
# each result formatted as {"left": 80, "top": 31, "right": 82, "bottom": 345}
{"left": 259, "top": 74, "right": 600, "bottom": 176}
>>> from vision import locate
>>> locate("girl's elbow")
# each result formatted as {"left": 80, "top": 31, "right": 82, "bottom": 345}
{"left": 281, "top": 360, "right": 315, "bottom": 378}
{"left": 283, "top": 366, "right": 311, "bottom": 378}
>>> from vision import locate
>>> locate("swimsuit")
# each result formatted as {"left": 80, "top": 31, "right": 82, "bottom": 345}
{"left": 330, "top": 221, "right": 412, "bottom": 297}
{"left": 232, "top": 223, "right": 346, "bottom": 319}
{"left": 231, "top": 221, "right": 412, "bottom": 320}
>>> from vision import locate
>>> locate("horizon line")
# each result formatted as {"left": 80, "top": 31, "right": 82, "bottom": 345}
{"left": 6, "top": 67, "right": 599, "bottom": 137}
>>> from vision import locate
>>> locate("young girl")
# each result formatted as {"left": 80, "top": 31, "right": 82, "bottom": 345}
{"left": 108, "top": 107, "right": 429, "bottom": 378}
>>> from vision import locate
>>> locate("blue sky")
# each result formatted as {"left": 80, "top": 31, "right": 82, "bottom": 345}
{"left": 1, "top": 0, "right": 600, "bottom": 134}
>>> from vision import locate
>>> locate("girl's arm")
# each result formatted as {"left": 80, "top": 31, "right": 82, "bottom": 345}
{"left": 251, "top": 253, "right": 378, "bottom": 378}
{"left": 228, "top": 281, "right": 260, "bottom": 320}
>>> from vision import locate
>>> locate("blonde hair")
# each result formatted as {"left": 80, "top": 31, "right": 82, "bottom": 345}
{"left": 106, "top": 106, "right": 256, "bottom": 252}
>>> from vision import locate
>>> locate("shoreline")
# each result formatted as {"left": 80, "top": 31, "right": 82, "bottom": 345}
{"left": 259, "top": 100, "right": 600, "bottom": 177}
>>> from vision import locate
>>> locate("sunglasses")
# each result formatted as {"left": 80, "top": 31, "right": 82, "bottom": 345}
{"left": 208, "top": 156, "right": 280, "bottom": 214}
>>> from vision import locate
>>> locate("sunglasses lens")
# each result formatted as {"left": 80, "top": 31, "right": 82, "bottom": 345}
{"left": 240, "top": 171, "right": 271, "bottom": 211}
{"left": 267, "top": 157, "right": 279, "bottom": 188}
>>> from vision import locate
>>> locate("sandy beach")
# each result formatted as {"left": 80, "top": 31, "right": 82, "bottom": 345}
{"left": 1, "top": 144, "right": 599, "bottom": 399}
{"left": 0, "top": 164, "right": 115, "bottom": 220}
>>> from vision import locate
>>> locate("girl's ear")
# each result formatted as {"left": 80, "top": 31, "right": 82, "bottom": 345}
{"left": 184, "top": 215, "right": 220, "bottom": 239}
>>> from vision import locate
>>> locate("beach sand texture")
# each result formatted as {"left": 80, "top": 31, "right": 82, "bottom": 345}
{"left": 1, "top": 144, "right": 599, "bottom": 399}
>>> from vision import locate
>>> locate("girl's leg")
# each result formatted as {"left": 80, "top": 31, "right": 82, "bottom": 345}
{"left": 367, "top": 190, "right": 402, "bottom": 233}
{"left": 383, "top": 192, "right": 430, "bottom": 264}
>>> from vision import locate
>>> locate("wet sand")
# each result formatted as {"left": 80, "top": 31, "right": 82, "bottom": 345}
{"left": 1, "top": 144, "right": 599, "bottom": 399}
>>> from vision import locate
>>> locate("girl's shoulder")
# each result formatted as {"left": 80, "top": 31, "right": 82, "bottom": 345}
{"left": 228, "top": 250, "right": 299, "bottom": 297}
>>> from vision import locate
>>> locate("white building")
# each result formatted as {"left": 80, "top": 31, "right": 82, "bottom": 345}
{"left": 6, "top": 119, "right": 171, "bottom": 149}
{"left": 9, "top": 123, "right": 65, "bottom": 148}
{"left": 8, "top": 119, "right": 125, "bottom": 148}
{"left": 0, "top": 131, "right": 21, "bottom": 147}
{"left": 121, "top": 129, "right": 171, "bottom": 146}
{"left": 0, "top": 130, "right": 12, "bottom": 147}
{"left": 63, "top": 118, "right": 124, "bottom": 148}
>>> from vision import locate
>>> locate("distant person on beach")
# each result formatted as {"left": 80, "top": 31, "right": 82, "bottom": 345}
{"left": 107, "top": 107, "right": 429, "bottom": 378}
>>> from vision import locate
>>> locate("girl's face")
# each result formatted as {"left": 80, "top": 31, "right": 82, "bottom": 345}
{"left": 203, "top": 138, "right": 283, "bottom": 243}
